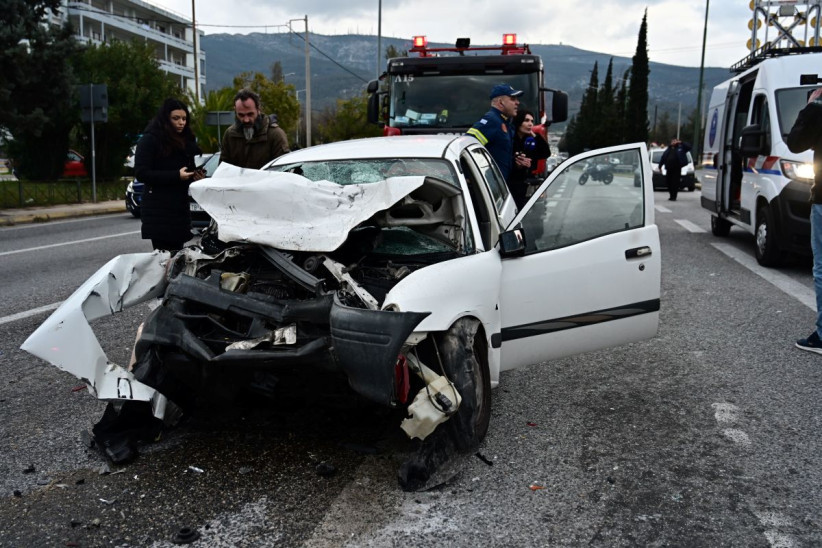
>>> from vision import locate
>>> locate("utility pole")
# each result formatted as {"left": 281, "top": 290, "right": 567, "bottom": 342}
{"left": 377, "top": 0, "right": 382, "bottom": 80}
{"left": 693, "top": 0, "right": 709, "bottom": 158}
{"left": 290, "top": 16, "right": 311, "bottom": 147}
{"left": 191, "top": 0, "right": 199, "bottom": 104}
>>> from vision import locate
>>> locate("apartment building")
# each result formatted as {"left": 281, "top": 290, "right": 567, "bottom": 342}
{"left": 54, "top": 0, "right": 206, "bottom": 99}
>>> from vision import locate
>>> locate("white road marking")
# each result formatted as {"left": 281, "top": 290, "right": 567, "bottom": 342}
{"left": 675, "top": 219, "right": 706, "bottom": 233}
{"left": 655, "top": 205, "right": 671, "bottom": 213}
{"left": 755, "top": 511, "right": 797, "bottom": 548}
{"left": 546, "top": 201, "right": 558, "bottom": 208}
{"left": 711, "top": 403, "right": 739, "bottom": 424}
{"left": 0, "top": 302, "right": 61, "bottom": 326}
{"left": 722, "top": 428, "right": 751, "bottom": 446}
{"left": 712, "top": 243, "right": 815, "bottom": 311}
{"left": 0, "top": 231, "right": 139, "bottom": 257}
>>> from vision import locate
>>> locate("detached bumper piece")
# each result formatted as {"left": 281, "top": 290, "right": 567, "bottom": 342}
{"left": 132, "top": 272, "right": 429, "bottom": 407}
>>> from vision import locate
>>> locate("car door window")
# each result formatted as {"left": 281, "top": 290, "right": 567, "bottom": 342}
{"left": 469, "top": 148, "right": 508, "bottom": 211}
{"left": 518, "top": 148, "right": 645, "bottom": 254}
{"left": 751, "top": 94, "right": 771, "bottom": 152}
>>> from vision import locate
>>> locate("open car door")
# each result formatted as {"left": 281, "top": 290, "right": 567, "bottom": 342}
{"left": 497, "top": 143, "right": 660, "bottom": 370}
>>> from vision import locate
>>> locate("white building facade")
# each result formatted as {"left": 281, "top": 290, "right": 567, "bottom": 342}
{"left": 54, "top": 0, "right": 205, "bottom": 99}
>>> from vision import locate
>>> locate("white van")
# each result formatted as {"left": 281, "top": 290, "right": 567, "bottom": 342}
{"left": 701, "top": 51, "right": 820, "bottom": 266}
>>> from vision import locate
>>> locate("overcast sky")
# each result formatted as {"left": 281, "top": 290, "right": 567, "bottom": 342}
{"left": 152, "top": 0, "right": 758, "bottom": 68}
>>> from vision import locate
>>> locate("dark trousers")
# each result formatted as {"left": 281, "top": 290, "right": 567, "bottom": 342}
{"left": 666, "top": 172, "right": 681, "bottom": 200}
{"left": 151, "top": 239, "right": 183, "bottom": 253}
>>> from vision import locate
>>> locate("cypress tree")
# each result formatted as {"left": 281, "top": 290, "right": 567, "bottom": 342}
{"left": 615, "top": 68, "right": 630, "bottom": 144}
{"left": 626, "top": 10, "right": 650, "bottom": 144}
{"left": 597, "top": 58, "right": 617, "bottom": 148}
{"left": 574, "top": 61, "right": 599, "bottom": 153}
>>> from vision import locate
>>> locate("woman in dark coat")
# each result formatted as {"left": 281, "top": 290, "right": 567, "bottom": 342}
{"left": 135, "top": 98, "right": 202, "bottom": 252}
{"left": 509, "top": 109, "right": 551, "bottom": 209}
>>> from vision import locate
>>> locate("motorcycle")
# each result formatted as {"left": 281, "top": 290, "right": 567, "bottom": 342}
{"left": 578, "top": 161, "right": 614, "bottom": 185}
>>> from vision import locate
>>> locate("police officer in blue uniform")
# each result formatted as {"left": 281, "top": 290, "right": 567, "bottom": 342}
{"left": 466, "top": 83, "right": 523, "bottom": 181}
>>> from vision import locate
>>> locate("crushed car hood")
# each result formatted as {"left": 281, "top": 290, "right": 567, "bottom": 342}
{"left": 189, "top": 164, "right": 425, "bottom": 252}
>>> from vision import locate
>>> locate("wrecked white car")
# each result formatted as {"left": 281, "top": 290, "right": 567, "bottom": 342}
{"left": 22, "top": 136, "right": 661, "bottom": 489}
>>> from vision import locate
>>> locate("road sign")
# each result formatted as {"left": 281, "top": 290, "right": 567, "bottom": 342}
{"left": 205, "top": 111, "right": 235, "bottom": 126}
{"left": 76, "top": 84, "right": 108, "bottom": 123}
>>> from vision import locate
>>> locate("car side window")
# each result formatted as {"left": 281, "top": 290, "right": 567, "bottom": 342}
{"left": 519, "top": 148, "right": 645, "bottom": 254}
{"left": 751, "top": 94, "right": 771, "bottom": 152}
{"left": 469, "top": 148, "right": 508, "bottom": 211}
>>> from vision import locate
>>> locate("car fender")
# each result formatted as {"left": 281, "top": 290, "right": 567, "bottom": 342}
{"left": 382, "top": 251, "right": 502, "bottom": 385}
{"left": 21, "top": 252, "right": 170, "bottom": 410}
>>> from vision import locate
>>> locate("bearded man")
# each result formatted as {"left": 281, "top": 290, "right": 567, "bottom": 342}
{"left": 220, "top": 88, "right": 290, "bottom": 169}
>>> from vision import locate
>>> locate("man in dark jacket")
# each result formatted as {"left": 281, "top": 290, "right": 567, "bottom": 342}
{"left": 659, "top": 138, "right": 691, "bottom": 201}
{"left": 466, "top": 83, "right": 522, "bottom": 181}
{"left": 788, "top": 87, "right": 822, "bottom": 353}
{"left": 221, "top": 89, "right": 290, "bottom": 169}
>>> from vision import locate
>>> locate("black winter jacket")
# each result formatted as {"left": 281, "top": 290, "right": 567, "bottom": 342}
{"left": 134, "top": 130, "right": 200, "bottom": 245}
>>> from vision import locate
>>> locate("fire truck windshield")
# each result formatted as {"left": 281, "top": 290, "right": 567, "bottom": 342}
{"left": 389, "top": 73, "right": 540, "bottom": 130}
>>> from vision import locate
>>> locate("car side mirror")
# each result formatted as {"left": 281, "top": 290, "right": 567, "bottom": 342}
{"left": 551, "top": 91, "right": 568, "bottom": 123}
{"left": 739, "top": 124, "right": 767, "bottom": 157}
{"left": 498, "top": 228, "right": 526, "bottom": 258}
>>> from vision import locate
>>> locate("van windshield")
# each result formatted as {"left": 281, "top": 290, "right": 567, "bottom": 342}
{"left": 776, "top": 87, "right": 817, "bottom": 136}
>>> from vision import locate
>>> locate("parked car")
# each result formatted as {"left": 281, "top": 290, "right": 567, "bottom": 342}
{"left": 649, "top": 147, "right": 696, "bottom": 191}
{"left": 63, "top": 150, "right": 88, "bottom": 178}
{"left": 126, "top": 152, "right": 220, "bottom": 228}
{"left": 23, "top": 136, "right": 661, "bottom": 489}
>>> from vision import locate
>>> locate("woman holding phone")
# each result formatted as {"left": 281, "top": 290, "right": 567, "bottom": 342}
{"left": 134, "top": 98, "right": 203, "bottom": 252}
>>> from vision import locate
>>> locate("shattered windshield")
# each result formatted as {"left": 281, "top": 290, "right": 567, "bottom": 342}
{"left": 268, "top": 158, "right": 459, "bottom": 187}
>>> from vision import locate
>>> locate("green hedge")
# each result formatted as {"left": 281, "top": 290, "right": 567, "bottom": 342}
{"left": 0, "top": 179, "right": 127, "bottom": 208}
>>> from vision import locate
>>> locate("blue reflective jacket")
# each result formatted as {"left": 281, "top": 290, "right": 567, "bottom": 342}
{"left": 466, "top": 107, "right": 515, "bottom": 180}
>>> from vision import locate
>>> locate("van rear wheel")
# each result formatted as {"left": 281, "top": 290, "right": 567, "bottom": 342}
{"left": 755, "top": 205, "right": 782, "bottom": 267}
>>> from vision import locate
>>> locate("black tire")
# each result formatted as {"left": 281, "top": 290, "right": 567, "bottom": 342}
{"left": 439, "top": 318, "right": 491, "bottom": 451}
{"left": 755, "top": 204, "right": 782, "bottom": 267}
{"left": 710, "top": 215, "right": 731, "bottom": 237}
{"left": 579, "top": 174, "right": 588, "bottom": 185}
{"left": 126, "top": 201, "right": 140, "bottom": 218}
{"left": 688, "top": 181, "right": 696, "bottom": 192}
{"left": 603, "top": 172, "right": 614, "bottom": 184}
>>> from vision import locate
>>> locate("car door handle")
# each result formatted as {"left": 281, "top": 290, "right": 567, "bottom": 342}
{"left": 625, "top": 246, "right": 652, "bottom": 259}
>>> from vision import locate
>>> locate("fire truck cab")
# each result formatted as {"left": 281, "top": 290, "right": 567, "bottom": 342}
{"left": 367, "top": 35, "right": 567, "bottom": 176}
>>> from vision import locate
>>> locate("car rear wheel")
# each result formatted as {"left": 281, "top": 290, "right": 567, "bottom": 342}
{"left": 755, "top": 204, "right": 782, "bottom": 266}
{"left": 439, "top": 318, "right": 491, "bottom": 451}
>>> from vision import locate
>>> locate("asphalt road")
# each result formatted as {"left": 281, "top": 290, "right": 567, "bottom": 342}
{"left": 1, "top": 195, "right": 821, "bottom": 547}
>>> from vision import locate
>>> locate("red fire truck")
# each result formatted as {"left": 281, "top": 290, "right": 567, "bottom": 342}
{"left": 367, "top": 34, "right": 567, "bottom": 174}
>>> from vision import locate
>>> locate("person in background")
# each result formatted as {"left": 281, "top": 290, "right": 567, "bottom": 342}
{"left": 221, "top": 88, "right": 290, "bottom": 169}
{"left": 466, "top": 83, "right": 522, "bottom": 181}
{"left": 509, "top": 109, "right": 551, "bottom": 209}
{"left": 659, "top": 138, "right": 691, "bottom": 201}
{"left": 134, "top": 98, "right": 202, "bottom": 253}
{"left": 788, "top": 87, "right": 822, "bottom": 353}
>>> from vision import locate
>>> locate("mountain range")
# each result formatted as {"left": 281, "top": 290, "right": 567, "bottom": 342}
{"left": 200, "top": 32, "right": 734, "bottom": 122}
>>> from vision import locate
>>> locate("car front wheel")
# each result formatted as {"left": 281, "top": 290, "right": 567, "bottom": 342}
{"left": 755, "top": 204, "right": 782, "bottom": 266}
{"left": 439, "top": 318, "right": 491, "bottom": 451}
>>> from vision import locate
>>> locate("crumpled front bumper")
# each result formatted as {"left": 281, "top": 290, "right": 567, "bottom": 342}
{"left": 22, "top": 251, "right": 431, "bottom": 417}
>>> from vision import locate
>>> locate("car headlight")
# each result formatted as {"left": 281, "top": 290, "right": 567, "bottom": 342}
{"left": 780, "top": 160, "right": 814, "bottom": 183}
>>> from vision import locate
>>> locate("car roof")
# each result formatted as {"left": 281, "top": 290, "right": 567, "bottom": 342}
{"left": 268, "top": 135, "right": 473, "bottom": 165}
